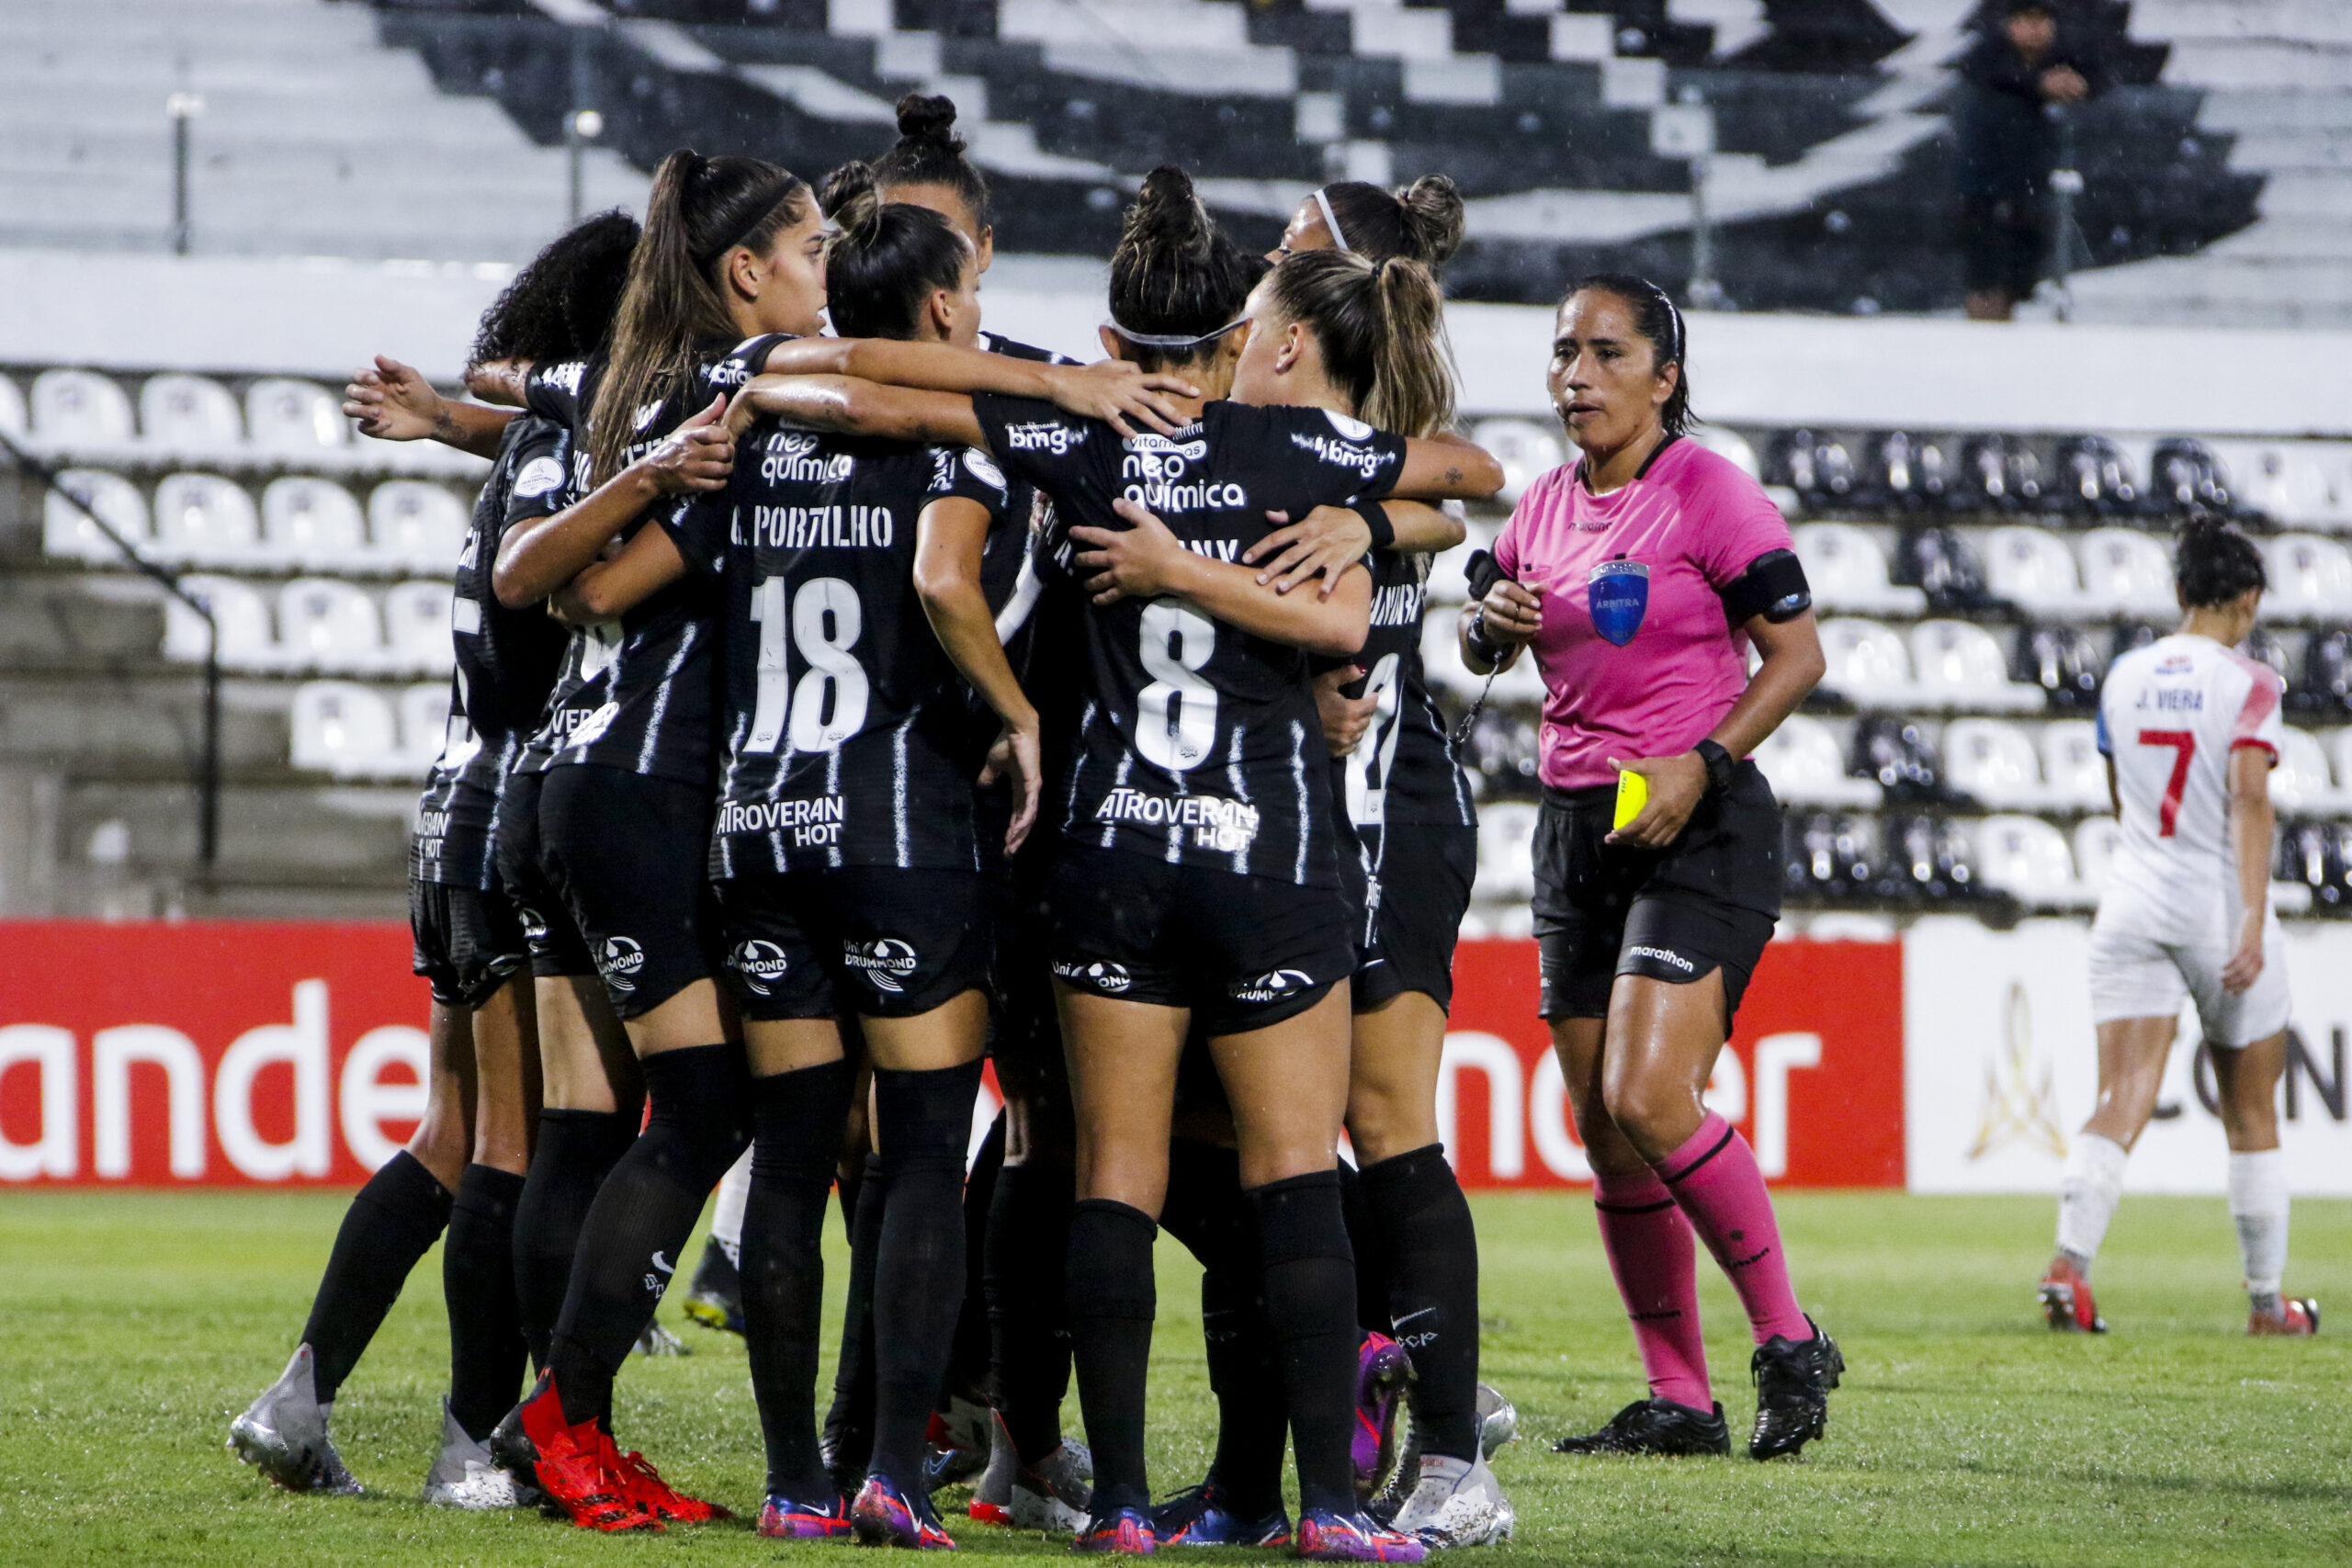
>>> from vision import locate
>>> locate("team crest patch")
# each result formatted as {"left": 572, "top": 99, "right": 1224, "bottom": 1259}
{"left": 1588, "top": 558, "right": 1650, "bottom": 647}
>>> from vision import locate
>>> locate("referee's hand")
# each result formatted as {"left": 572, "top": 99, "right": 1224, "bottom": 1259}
{"left": 1606, "top": 752, "right": 1705, "bottom": 848}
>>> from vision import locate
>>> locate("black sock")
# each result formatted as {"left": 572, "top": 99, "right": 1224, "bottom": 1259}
{"left": 824, "top": 1152, "right": 887, "bottom": 1496}
{"left": 444, "top": 1164, "right": 528, "bottom": 1441}
{"left": 1066, "top": 1198, "right": 1159, "bottom": 1515}
{"left": 1338, "top": 1157, "right": 1387, "bottom": 1334}
{"left": 300, "top": 1149, "right": 452, "bottom": 1404}
{"left": 943, "top": 1111, "right": 1005, "bottom": 1406}
{"left": 742, "top": 1059, "right": 853, "bottom": 1500}
{"left": 1161, "top": 1140, "right": 1284, "bottom": 1518}
{"left": 985, "top": 1155, "right": 1075, "bottom": 1467}
{"left": 513, "top": 1108, "right": 639, "bottom": 1371}
{"left": 549, "top": 1044, "right": 752, "bottom": 1426}
{"left": 1361, "top": 1145, "right": 1481, "bottom": 1461}
{"left": 1250, "top": 1170, "right": 1358, "bottom": 1517}
{"left": 867, "top": 1059, "right": 984, "bottom": 1486}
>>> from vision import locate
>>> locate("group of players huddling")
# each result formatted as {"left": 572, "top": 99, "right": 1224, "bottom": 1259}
{"left": 221, "top": 92, "right": 2306, "bottom": 1561}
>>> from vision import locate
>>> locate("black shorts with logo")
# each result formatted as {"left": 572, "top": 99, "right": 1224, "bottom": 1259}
{"left": 1532, "top": 761, "right": 1781, "bottom": 1025}
{"left": 1046, "top": 843, "right": 1357, "bottom": 1038}
{"left": 1354, "top": 822, "right": 1477, "bottom": 1014}
{"left": 410, "top": 875, "right": 529, "bottom": 1010}
{"left": 534, "top": 765, "right": 717, "bottom": 1020}
{"left": 978, "top": 791, "right": 1067, "bottom": 1103}
{"left": 492, "top": 768, "right": 598, "bottom": 979}
{"left": 717, "top": 866, "right": 989, "bottom": 1021}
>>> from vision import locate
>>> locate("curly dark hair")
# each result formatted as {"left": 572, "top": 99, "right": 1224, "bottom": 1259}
{"left": 467, "top": 209, "right": 641, "bottom": 368}
{"left": 2174, "top": 514, "right": 2267, "bottom": 608}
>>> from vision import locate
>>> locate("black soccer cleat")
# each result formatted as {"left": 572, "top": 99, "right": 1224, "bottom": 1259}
{"left": 1747, "top": 1316, "right": 1843, "bottom": 1461}
{"left": 1550, "top": 1398, "right": 1731, "bottom": 1457}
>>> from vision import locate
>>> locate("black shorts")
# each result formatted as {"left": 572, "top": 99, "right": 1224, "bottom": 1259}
{"left": 493, "top": 769, "right": 597, "bottom": 979}
{"left": 410, "top": 874, "right": 528, "bottom": 1010}
{"left": 1532, "top": 761, "right": 1781, "bottom": 1026}
{"left": 1046, "top": 843, "right": 1356, "bottom": 1038}
{"left": 982, "top": 825, "right": 1068, "bottom": 1104}
{"left": 1959, "top": 194, "right": 2044, "bottom": 299}
{"left": 716, "top": 866, "right": 989, "bottom": 1021}
{"left": 1355, "top": 822, "right": 1477, "bottom": 1013}
{"left": 536, "top": 765, "right": 716, "bottom": 1020}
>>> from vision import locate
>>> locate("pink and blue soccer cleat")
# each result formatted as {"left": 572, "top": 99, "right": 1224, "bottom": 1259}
{"left": 1296, "top": 1506, "right": 1429, "bottom": 1562}
{"left": 852, "top": 1472, "right": 956, "bottom": 1550}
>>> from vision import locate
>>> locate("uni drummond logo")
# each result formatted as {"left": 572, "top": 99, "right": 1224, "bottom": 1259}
{"left": 729, "top": 939, "right": 791, "bottom": 998}
{"left": 1053, "top": 959, "right": 1132, "bottom": 994}
{"left": 844, "top": 938, "right": 920, "bottom": 993}
{"left": 1230, "top": 968, "right": 1315, "bottom": 1004}
{"left": 599, "top": 936, "right": 647, "bottom": 995}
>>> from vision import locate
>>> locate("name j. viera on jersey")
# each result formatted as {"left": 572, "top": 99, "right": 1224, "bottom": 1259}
{"left": 737, "top": 503, "right": 895, "bottom": 550}
{"left": 1095, "top": 785, "right": 1261, "bottom": 853}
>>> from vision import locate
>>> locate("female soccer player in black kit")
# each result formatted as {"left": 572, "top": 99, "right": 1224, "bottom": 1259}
{"left": 228, "top": 213, "right": 639, "bottom": 1503}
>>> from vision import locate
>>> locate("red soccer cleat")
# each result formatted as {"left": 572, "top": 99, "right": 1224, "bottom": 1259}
{"left": 2249, "top": 1297, "right": 2320, "bottom": 1337}
{"left": 611, "top": 1443, "right": 731, "bottom": 1523}
{"left": 2038, "top": 1256, "right": 2106, "bottom": 1334}
{"left": 503, "top": 1374, "right": 662, "bottom": 1532}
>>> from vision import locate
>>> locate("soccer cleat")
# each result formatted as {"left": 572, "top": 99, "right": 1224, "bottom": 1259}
{"left": 631, "top": 1320, "right": 691, "bottom": 1357}
{"left": 1352, "top": 1331, "right": 1416, "bottom": 1505}
{"left": 2038, "top": 1256, "right": 2107, "bottom": 1334}
{"left": 1295, "top": 1506, "right": 1429, "bottom": 1562}
{"left": 1149, "top": 1482, "right": 1290, "bottom": 1549}
{"left": 968, "top": 1414, "right": 1017, "bottom": 1525}
{"left": 1550, "top": 1398, "right": 1731, "bottom": 1457}
{"left": 682, "top": 1235, "right": 746, "bottom": 1337}
{"left": 922, "top": 1395, "right": 994, "bottom": 1492}
{"left": 1476, "top": 1382, "right": 1519, "bottom": 1457}
{"left": 1386, "top": 1452, "right": 1514, "bottom": 1549}
{"left": 612, "top": 1444, "right": 730, "bottom": 1523}
{"left": 758, "top": 1490, "right": 855, "bottom": 1539}
{"left": 493, "top": 1371, "right": 661, "bottom": 1531}
{"left": 1010, "top": 1438, "right": 1093, "bottom": 1533}
{"left": 2249, "top": 1297, "right": 2321, "bottom": 1337}
{"left": 1747, "top": 1316, "right": 1844, "bottom": 1461}
{"left": 1073, "top": 1506, "right": 1157, "bottom": 1554}
{"left": 227, "top": 1344, "right": 362, "bottom": 1495}
{"left": 853, "top": 1472, "right": 957, "bottom": 1550}
{"left": 423, "top": 1399, "right": 539, "bottom": 1509}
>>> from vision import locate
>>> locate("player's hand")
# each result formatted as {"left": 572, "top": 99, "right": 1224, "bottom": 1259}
{"left": 2041, "top": 63, "right": 2088, "bottom": 103}
{"left": 640, "top": 396, "right": 735, "bottom": 494}
{"left": 2222, "top": 914, "right": 2266, "bottom": 994}
{"left": 343, "top": 355, "right": 442, "bottom": 442}
{"left": 1606, "top": 751, "right": 1704, "bottom": 848}
{"left": 547, "top": 583, "right": 595, "bottom": 630}
{"left": 1245, "top": 506, "right": 1373, "bottom": 599}
{"left": 1041, "top": 360, "right": 1200, "bottom": 438}
{"left": 980, "top": 717, "right": 1044, "bottom": 855}
{"left": 723, "top": 380, "right": 768, "bottom": 439}
{"left": 1075, "top": 497, "right": 1190, "bottom": 604}
{"left": 1316, "top": 665, "right": 1374, "bottom": 758}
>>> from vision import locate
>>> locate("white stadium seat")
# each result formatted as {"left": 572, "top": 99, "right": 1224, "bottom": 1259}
{"left": 2073, "top": 816, "right": 2124, "bottom": 895}
{"left": 1815, "top": 617, "right": 1912, "bottom": 706}
{"left": 1419, "top": 615, "right": 1545, "bottom": 705}
{"left": 1982, "top": 525, "right": 2084, "bottom": 615}
{"left": 1471, "top": 418, "right": 1565, "bottom": 505}
{"left": 2076, "top": 527, "right": 2177, "bottom": 618}
{"left": 399, "top": 682, "right": 454, "bottom": 773}
{"left": 150, "top": 473, "right": 262, "bottom": 567}
{"left": 1792, "top": 522, "right": 1925, "bottom": 615}
{"left": 1909, "top": 620, "right": 2044, "bottom": 712}
{"left": 1750, "top": 714, "right": 1881, "bottom": 807}
{"left": 42, "top": 468, "right": 150, "bottom": 561}
{"left": 2040, "top": 719, "right": 2111, "bottom": 809}
{"left": 2333, "top": 729, "right": 2352, "bottom": 802}
{"left": 0, "top": 373, "right": 27, "bottom": 438}
{"left": 369, "top": 480, "right": 469, "bottom": 573}
{"left": 382, "top": 581, "right": 457, "bottom": 675}
{"left": 1686, "top": 423, "right": 1761, "bottom": 481}
{"left": 246, "top": 377, "right": 349, "bottom": 455}
{"left": 163, "top": 575, "right": 277, "bottom": 669}
{"left": 138, "top": 373, "right": 243, "bottom": 454}
{"left": 2262, "top": 534, "right": 2352, "bottom": 620}
{"left": 1424, "top": 525, "right": 1490, "bottom": 605}
{"left": 31, "top": 368, "right": 136, "bottom": 448}
{"left": 2272, "top": 728, "right": 2341, "bottom": 813}
{"left": 262, "top": 478, "right": 368, "bottom": 570}
{"left": 290, "top": 682, "right": 399, "bottom": 778}
{"left": 1474, "top": 800, "right": 1539, "bottom": 901}
{"left": 1973, "top": 814, "right": 2091, "bottom": 907}
{"left": 277, "top": 578, "right": 383, "bottom": 673}
{"left": 1942, "top": 717, "right": 2046, "bottom": 808}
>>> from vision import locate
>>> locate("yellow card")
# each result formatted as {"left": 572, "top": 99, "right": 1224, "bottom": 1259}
{"left": 1612, "top": 769, "right": 1647, "bottom": 831}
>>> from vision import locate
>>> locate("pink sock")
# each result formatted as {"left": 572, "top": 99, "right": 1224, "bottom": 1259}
{"left": 1655, "top": 1112, "right": 1811, "bottom": 1346}
{"left": 1592, "top": 1168, "right": 1710, "bottom": 1410}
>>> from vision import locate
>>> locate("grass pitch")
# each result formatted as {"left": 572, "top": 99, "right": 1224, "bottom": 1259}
{"left": 1, "top": 1190, "right": 2346, "bottom": 1567}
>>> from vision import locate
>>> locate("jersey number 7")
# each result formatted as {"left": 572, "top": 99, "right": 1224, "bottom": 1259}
{"left": 2138, "top": 728, "right": 2195, "bottom": 838}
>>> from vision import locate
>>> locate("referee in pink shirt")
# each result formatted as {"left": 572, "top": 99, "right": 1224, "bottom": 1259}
{"left": 1460, "top": 275, "right": 1840, "bottom": 1462}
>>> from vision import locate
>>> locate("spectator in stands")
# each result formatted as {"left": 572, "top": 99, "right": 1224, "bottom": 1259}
{"left": 1954, "top": 0, "right": 2107, "bottom": 321}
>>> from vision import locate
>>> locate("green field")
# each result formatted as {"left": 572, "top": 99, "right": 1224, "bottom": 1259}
{"left": 1, "top": 1190, "right": 2346, "bottom": 1567}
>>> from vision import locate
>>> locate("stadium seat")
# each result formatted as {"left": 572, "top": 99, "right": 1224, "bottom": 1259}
{"left": 382, "top": 581, "right": 457, "bottom": 675}
{"left": 2075, "top": 527, "right": 2177, "bottom": 618}
{"left": 162, "top": 575, "right": 277, "bottom": 669}
{"left": 1424, "top": 526, "right": 1489, "bottom": 604}
{"left": 2148, "top": 437, "right": 2233, "bottom": 516}
{"left": 1849, "top": 715, "right": 1952, "bottom": 802}
{"left": 1960, "top": 434, "right": 2044, "bottom": 512}
{"left": 1472, "top": 418, "right": 1565, "bottom": 505}
{"left": 400, "top": 682, "right": 454, "bottom": 774}
{"left": 150, "top": 473, "right": 263, "bottom": 567}
{"left": 1909, "top": 620, "right": 2045, "bottom": 712}
{"left": 1892, "top": 525, "right": 1999, "bottom": 613}
{"left": 1815, "top": 617, "right": 1912, "bottom": 707}
{"left": 1941, "top": 718, "right": 2046, "bottom": 809}
{"left": 2073, "top": 816, "right": 2124, "bottom": 895}
{"left": 2272, "top": 728, "right": 2341, "bottom": 814}
{"left": 1982, "top": 525, "right": 2084, "bottom": 615}
{"left": 277, "top": 579, "right": 384, "bottom": 674}
{"left": 2052, "top": 435, "right": 2140, "bottom": 517}
{"left": 0, "top": 373, "right": 24, "bottom": 438}
{"left": 262, "top": 478, "right": 368, "bottom": 571}
{"left": 289, "top": 682, "right": 400, "bottom": 779}
{"left": 2334, "top": 729, "right": 2352, "bottom": 802}
{"left": 1973, "top": 814, "right": 2091, "bottom": 908}
{"left": 2012, "top": 622, "right": 2104, "bottom": 711}
{"left": 2262, "top": 534, "right": 2352, "bottom": 620}
{"left": 2041, "top": 719, "right": 2110, "bottom": 809}
{"left": 42, "top": 469, "right": 150, "bottom": 562}
{"left": 138, "top": 374, "right": 243, "bottom": 454}
{"left": 369, "top": 480, "right": 469, "bottom": 573}
{"left": 1750, "top": 714, "right": 1881, "bottom": 807}
{"left": 1871, "top": 432, "right": 1954, "bottom": 511}
{"left": 30, "top": 368, "right": 136, "bottom": 449}
{"left": 246, "top": 378, "right": 350, "bottom": 455}
{"left": 1462, "top": 705, "right": 1541, "bottom": 800}
{"left": 1420, "top": 615, "right": 1544, "bottom": 705}
{"left": 1474, "top": 800, "right": 1539, "bottom": 900}
{"left": 2238, "top": 444, "right": 2335, "bottom": 529}
{"left": 1792, "top": 522, "right": 1925, "bottom": 616}
{"left": 1687, "top": 423, "right": 1761, "bottom": 482}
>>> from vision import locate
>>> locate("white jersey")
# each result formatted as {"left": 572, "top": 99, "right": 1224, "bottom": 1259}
{"left": 2093, "top": 632, "right": 2283, "bottom": 946}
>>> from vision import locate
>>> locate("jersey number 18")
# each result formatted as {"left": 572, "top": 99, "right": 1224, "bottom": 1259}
{"left": 748, "top": 574, "right": 870, "bottom": 754}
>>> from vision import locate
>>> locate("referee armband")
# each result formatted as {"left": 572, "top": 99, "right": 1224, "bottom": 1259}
{"left": 1719, "top": 548, "right": 1812, "bottom": 626}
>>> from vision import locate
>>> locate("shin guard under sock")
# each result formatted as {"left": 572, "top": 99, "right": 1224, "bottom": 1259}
{"left": 1161, "top": 1139, "right": 1284, "bottom": 1517}
{"left": 513, "top": 1107, "right": 639, "bottom": 1371}
{"left": 867, "top": 1059, "right": 985, "bottom": 1487}
{"left": 1360, "top": 1144, "right": 1483, "bottom": 1461}
{"left": 1655, "top": 1112, "right": 1809, "bottom": 1347}
{"left": 743, "top": 1058, "right": 854, "bottom": 1499}
{"left": 301, "top": 1149, "right": 453, "bottom": 1404}
{"left": 1593, "top": 1166, "right": 1710, "bottom": 1410}
{"left": 943, "top": 1111, "right": 1004, "bottom": 1406}
{"left": 1249, "top": 1169, "right": 1358, "bottom": 1517}
{"left": 824, "top": 1152, "right": 887, "bottom": 1494}
{"left": 444, "top": 1163, "right": 528, "bottom": 1440}
{"left": 985, "top": 1155, "right": 1077, "bottom": 1467}
{"left": 1066, "top": 1199, "right": 1159, "bottom": 1515}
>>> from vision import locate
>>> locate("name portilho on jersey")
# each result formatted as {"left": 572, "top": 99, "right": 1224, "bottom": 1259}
{"left": 741, "top": 502, "right": 893, "bottom": 550}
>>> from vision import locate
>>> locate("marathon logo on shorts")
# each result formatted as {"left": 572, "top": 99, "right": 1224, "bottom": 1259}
{"left": 844, "top": 938, "right": 920, "bottom": 994}
{"left": 729, "top": 939, "right": 791, "bottom": 997}
{"left": 1588, "top": 558, "right": 1650, "bottom": 647}
{"left": 1004, "top": 420, "right": 1087, "bottom": 455}
{"left": 718, "top": 795, "right": 844, "bottom": 848}
{"left": 1052, "top": 959, "right": 1133, "bottom": 994}
{"left": 1095, "top": 788, "right": 1261, "bottom": 853}
{"left": 1625, "top": 944, "right": 1695, "bottom": 974}
{"left": 599, "top": 935, "right": 646, "bottom": 994}
{"left": 1230, "top": 967, "right": 1316, "bottom": 1004}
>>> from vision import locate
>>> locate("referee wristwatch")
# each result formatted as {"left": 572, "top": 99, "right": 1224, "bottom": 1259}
{"left": 1693, "top": 738, "right": 1736, "bottom": 796}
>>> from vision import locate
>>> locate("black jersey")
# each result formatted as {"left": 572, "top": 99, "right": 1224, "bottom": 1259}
{"left": 513, "top": 334, "right": 790, "bottom": 786}
{"left": 667, "top": 423, "right": 1015, "bottom": 875}
{"left": 1344, "top": 546, "right": 1476, "bottom": 847}
{"left": 972, "top": 396, "right": 1406, "bottom": 888}
{"left": 413, "top": 413, "right": 573, "bottom": 890}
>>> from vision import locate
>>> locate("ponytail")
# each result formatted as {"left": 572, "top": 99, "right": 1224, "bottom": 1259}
{"left": 1107, "top": 165, "right": 1265, "bottom": 371}
{"left": 869, "top": 93, "right": 991, "bottom": 227}
{"left": 1267, "top": 250, "right": 1455, "bottom": 438}
{"left": 1317, "top": 175, "right": 1464, "bottom": 269}
{"left": 818, "top": 163, "right": 971, "bottom": 342}
{"left": 2174, "top": 514, "right": 2267, "bottom": 608}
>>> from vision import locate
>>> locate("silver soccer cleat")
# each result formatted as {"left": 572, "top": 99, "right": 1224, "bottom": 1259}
{"left": 227, "top": 1344, "right": 361, "bottom": 1495}
{"left": 1476, "top": 1382, "right": 1518, "bottom": 1458}
{"left": 969, "top": 1414, "right": 1017, "bottom": 1523}
{"left": 423, "top": 1400, "right": 541, "bottom": 1509}
{"left": 1010, "top": 1439, "right": 1093, "bottom": 1534}
{"left": 1388, "top": 1451, "right": 1515, "bottom": 1549}
{"left": 631, "top": 1320, "right": 690, "bottom": 1357}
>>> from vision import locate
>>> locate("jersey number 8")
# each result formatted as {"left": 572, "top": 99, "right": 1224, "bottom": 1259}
{"left": 748, "top": 575, "right": 870, "bottom": 754}
{"left": 1137, "top": 599, "right": 1218, "bottom": 773}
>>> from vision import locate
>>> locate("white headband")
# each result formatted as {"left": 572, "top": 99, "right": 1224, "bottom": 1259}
{"left": 1103, "top": 317, "right": 1249, "bottom": 351}
{"left": 1312, "top": 186, "right": 1351, "bottom": 254}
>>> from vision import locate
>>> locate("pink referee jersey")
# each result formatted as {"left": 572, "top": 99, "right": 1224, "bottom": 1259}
{"left": 1492, "top": 439, "right": 1794, "bottom": 792}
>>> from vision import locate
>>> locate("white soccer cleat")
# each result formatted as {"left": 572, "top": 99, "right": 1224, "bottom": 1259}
{"left": 423, "top": 1400, "right": 539, "bottom": 1509}
{"left": 1009, "top": 1439, "right": 1093, "bottom": 1534}
{"left": 630, "top": 1321, "right": 690, "bottom": 1358}
{"left": 968, "top": 1413, "right": 1017, "bottom": 1525}
{"left": 1387, "top": 1451, "right": 1514, "bottom": 1549}
{"left": 227, "top": 1344, "right": 361, "bottom": 1495}
{"left": 1476, "top": 1382, "right": 1518, "bottom": 1457}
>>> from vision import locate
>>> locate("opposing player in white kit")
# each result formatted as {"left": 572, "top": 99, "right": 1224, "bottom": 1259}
{"left": 2041, "top": 518, "right": 2317, "bottom": 1337}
